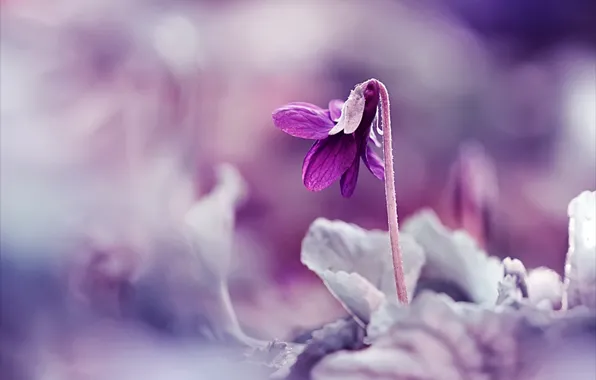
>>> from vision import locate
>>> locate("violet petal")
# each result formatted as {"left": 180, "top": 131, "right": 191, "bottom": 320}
{"left": 328, "top": 99, "right": 344, "bottom": 122}
{"left": 272, "top": 103, "right": 334, "bottom": 139}
{"left": 369, "top": 132, "right": 382, "bottom": 148}
{"left": 302, "top": 134, "right": 358, "bottom": 192}
{"left": 362, "top": 145, "right": 385, "bottom": 181}
{"left": 340, "top": 157, "right": 360, "bottom": 197}
{"left": 286, "top": 102, "right": 325, "bottom": 109}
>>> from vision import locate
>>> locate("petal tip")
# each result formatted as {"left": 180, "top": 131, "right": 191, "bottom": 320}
{"left": 272, "top": 104, "right": 335, "bottom": 139}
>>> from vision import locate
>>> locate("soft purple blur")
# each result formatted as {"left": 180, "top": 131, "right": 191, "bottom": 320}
{"left": 1, "top": 0, "right": 595, "bottom": 374}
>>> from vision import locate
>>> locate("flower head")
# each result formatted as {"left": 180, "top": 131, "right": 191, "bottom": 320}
{"left": 272, "top": 80, "right": 384, "bottom": 197}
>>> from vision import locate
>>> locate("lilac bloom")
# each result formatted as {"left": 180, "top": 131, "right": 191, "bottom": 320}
{"left": 272, "top": 80, "right": 384, "bottom": 197}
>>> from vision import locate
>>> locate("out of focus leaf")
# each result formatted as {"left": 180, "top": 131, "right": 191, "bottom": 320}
{"left": 183, "top": 164, "right": 260, "bottom": 346}
{"left": 565, "top": 190, "right": 596, "bottom": 310}
{"left": 527, "top": 267, "right": 563, "bottom": 310}
{"left": 185, "top": 163, "right": 247, "bottom": 280}
{"left": 312, "top": 294, "right": 505, "bottom": 380}
{"left": 245, "top": 340, "right": 304, "bottom": 378}
{"left": 286, "top": 317, "right": 366, "bottom": 380}
{"left": 498, "top": 257, "right": 564, "bottom": 310}
{"left": 312, "top": 292, "right": 596, "bottom": 380}
{"left": 497, "top": 257, "right": 528, "bottom": 306}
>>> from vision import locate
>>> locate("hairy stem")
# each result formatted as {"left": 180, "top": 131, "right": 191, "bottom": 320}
{"left": 374, "top": 79, "right": 409, "bottom": 304}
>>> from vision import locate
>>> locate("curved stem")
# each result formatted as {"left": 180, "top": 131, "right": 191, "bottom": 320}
{"left": 374, "top": 79, "right": 409, "bottom": 304}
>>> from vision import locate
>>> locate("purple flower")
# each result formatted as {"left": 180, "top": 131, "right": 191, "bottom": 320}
{"left": 272, "top": 80, "right": 385, "bottom": 197}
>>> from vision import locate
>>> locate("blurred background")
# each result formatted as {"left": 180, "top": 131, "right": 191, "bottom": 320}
{"left": 0, "top": 0, "right": 595, "bottom": 377}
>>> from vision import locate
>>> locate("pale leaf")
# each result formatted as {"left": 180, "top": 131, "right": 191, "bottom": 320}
{"left": 403, "top": 209, "right": 502, "bottom": 304}
{"left": 565, "top": 190, "right": 596, "bottom": 309}
{"left": 301, "top": 218, "right": 425, "bottom": 319}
